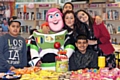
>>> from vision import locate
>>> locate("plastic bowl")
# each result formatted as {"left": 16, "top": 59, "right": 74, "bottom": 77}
{"left": 41, "top": 62, "right": 56, "bottom": 67}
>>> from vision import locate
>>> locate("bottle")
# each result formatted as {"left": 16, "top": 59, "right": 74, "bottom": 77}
{"left": 115, "top": 38, "right": 117, "bottom": 44}
{"left": 112, "top": 38, "right": 115, "bottom": 44}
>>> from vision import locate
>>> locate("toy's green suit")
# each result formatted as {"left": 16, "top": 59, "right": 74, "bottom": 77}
{"left": 28, "top": 8, "right": 75, "bottom": 66}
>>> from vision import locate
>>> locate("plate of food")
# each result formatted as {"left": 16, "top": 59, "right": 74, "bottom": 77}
{"left": 1, "top": 74, "right": 21, "bottom": 80}
{"left": 0, "top": 70, "right": 21, "bottom": 80}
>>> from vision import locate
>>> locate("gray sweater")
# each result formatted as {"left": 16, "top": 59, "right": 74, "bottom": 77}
{"left": 0, "top": 33, "right": 27, "bottom": 72}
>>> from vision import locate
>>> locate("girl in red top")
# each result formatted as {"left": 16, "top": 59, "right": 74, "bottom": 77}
{"left": 74, "top": 9, "right": 116, "bottom": 69}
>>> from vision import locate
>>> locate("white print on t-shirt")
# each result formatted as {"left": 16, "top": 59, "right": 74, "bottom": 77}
{"left": 9, "top": 50, "right": 19, "bottom": 60}
{"left": 7, "top": 39, "right": 23, "bottom": 65}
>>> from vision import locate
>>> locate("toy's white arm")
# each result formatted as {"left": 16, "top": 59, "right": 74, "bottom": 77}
{"left": 65, "top": 45, "right": 75, "bottom": 58}
{"left": 29, "top": 44, "right": 40, "bottom": 66}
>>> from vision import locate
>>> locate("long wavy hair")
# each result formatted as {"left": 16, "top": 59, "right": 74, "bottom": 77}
{"left": 74, "top": 9, "right": 94, "bottom": 38}
{"left": 63, "top": 10, "right": 77, "bottom": 32}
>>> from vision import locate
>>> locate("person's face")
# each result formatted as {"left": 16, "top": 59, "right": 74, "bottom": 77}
{"left": 65, "top": 13, "right": 75, "bottom": 29}
{"left": 63, "top": 4, "right": 73, "bottom": 13}
{"left": 75, "top": 39, "right": 88, "bottom": 53}
{"left": 3, "top": 20, "right": 7, "bottom": 24}
{"left": 77, "top": 11, "right": 89, "bottom": 23}
{"left": 8, "top": 22, "right": 21, "bottom": 37}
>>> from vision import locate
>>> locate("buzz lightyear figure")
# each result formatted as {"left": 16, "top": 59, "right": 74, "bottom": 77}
{"left": 28, "top": 8, "right": 75, "bottom": 66}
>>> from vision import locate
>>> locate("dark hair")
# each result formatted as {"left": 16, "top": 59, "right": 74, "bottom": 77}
{"left": 8, "top": 21, "right": 21, "bottom": 26}
{"left": 74, "top": 9, "right": 94, "bottom": 39}
{"left": 58, "top": 8, "right": 62, "bottom": 13}
{"left": 11, "top": 16, "right": 18, "bottom": 20}
{"left": 75, "top": 9, "right": 94, "bottom": 28}
{"left": 76, "top": 34, "right": 88, "bottom": 42}
{"left": 63, "top": 2, "right": 74, "bottom": 11}
{"left": 3, "top": 18, "right": 6, "bottom": 20}
{"left": 63, "top": 10, "right": 76, "bottom": 32}
{"left": 8, "top": 16, "right": 18, "bottom": 24}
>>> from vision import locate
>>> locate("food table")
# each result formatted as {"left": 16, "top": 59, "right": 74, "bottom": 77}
{"left": 1, "top": 67, "right": 120, "bottom": 80}
{"left": 0, "top": 44, "right": 120, "bottom": 80}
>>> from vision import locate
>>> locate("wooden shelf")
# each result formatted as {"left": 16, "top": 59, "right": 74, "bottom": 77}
{"left": 24, "top": 20, "right": 35, "bottom": 21}
{"left": 104, "top": 20, "right": 120, "bottom": 21}
{"left": 15, "top": 2, "right": 59, "bottom": 31}
{"left": 16, "top": 2, "right": 57, "bottom": 4}
{"left": 36, "top": 19, "right": 45, "bottom": 21}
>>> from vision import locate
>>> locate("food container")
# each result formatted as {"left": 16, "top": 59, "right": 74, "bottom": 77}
{"left": 41, "top": 62, "right": 56, "bottom": 71}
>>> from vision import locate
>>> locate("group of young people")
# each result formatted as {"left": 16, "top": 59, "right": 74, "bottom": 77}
{"left": 61, "top": 2, "right": 116, "bottom": 70}
{"left": 0, "top": 2, "right": 116, "bottom": 73}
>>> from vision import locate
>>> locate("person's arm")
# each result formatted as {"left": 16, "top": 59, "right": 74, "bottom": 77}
{"left": 92, "top": 21, "right": 110, "bottom": 45}
{"left": 0, "top": 36, "right": 12, "bottom": 70}
{"left": 97, "top": 39, "right": 102, "bottom": 44}
{"left": 69, "top": 54, "right": 76, "bottom": 71}
{"left": 22, "top": 39, "right": 27, "bottom": 67}
{"left": 64, "top": 33, "right": 73, "bottom": 47}
{"left": 97, "top": 22, "right": 111, "bottom": 44}
{"left": 64, "top": 35, "right": 71, "bottom": 47}
{"left": 94, "top": 16, "right": 103, "bottom": 25}
{"left": 90, "top": 51, "right": 98, "bottom": 68}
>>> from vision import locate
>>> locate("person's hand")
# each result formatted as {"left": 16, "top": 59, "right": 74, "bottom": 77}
{"left": 95, "top": 16, "right": 102, "bottom": 25}
{"left": 9, "top": 66, "right": 16, "bottom": 71}
{"left": 35, "top": 60, "right": 42, "bottom": 67}
{"left": 42, "top": 26, "right": 50, "bottom": 34}
{"left": 88, "top": 40, "right": 97, "bottom": 45}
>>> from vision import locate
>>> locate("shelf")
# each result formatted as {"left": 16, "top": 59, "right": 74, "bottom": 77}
{"left": 0, "top": 1, "right": 15, "bottom": 2}
{"left": 88, "top": 7, "right": 104, "bottom": 9}
{"left": 111, "top": 33, "right": 120, "bottom": 36}
{"left": 104, "top": 20, "right": 120, "bottom": 21}
{"left": 15, "top": 2, "right": 58, "bottom": 29}
{"left": 106, "top": 7, "right": 120, "bottom": 8}
{"left": 16, "top": 2, "right": 57, "bottom": 4}
{"left": 24, "top": 20, "right": 35, "bottom": 21}
{"left": 36, "top": 19, "right": 45, "bottom": 21}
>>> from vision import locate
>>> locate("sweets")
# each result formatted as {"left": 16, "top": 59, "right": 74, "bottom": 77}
{"left": 12, "top": 67, "right": 41, "bottom": 75}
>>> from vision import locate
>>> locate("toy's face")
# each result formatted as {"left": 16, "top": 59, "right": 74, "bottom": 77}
{"left": 48, "top": 11, "right": 63, "bottom": 32}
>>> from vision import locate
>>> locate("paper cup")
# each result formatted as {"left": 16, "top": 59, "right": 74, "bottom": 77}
{"left": 98, "top": 56, "right": 106, "bottom": 68}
